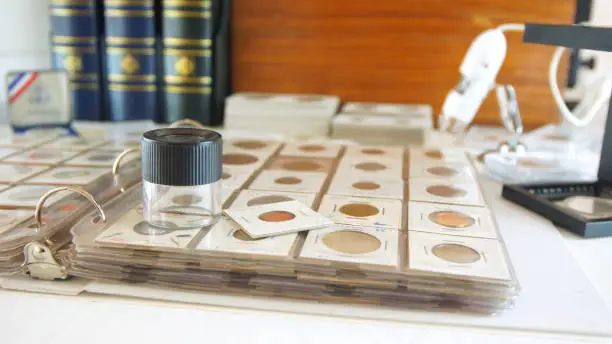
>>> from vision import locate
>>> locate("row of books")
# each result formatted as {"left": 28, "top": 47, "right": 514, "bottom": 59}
{"left": 50, "top": 0, "right": 229, "bottom": 124}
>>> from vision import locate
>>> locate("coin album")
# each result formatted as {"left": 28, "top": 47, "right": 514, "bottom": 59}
{"left": 0, "top": 132, "right": 518, "bottom": 315}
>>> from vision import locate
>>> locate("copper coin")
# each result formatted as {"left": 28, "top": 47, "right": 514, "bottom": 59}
{"left": 274, "top": 176, "right": 302, "bottom": 185}
{"left": 424, "top": 149, "right": 443, "bottom": 159}
{"left": 53, "top": 170, "right": 91, "bottom": 179}
{"left": 222, "top": 172, "right": 231, "bottom": 180}
{"left": 322, "top": 230, "right": 381, "bottom": 254}
{"left": 432, "top": 243, "right": 481, "bottom": 264}
{"left": 298, "top": 144, "right": 325, "bottom": 152}
{"left": 543, "top": 133, "right": 569, "bottom": 141}
{"left": 232, "top": 140, "right": 268, "bottom": 150}
{"left": 258, "top": 210, "right": 296, "bottom": 222}
{"left": 426, "top": 166, "right": 458, "bottom": 177}
{"left": 223, "top": 153, "right": 259, "bottom": 165}
{"left": 360, "top": 148, "right": 385, "bottom": 155}
{"left": 426, "top": 185, "right": 467, "bottom": 198}
{"left": 172, "top": 194, "right": 203, "bottom": 205}
{"left": 295, "top": 96, "right": 322, "bottom": 102}
{"left": 282, "top": 160, "right": 322, "bottom": 171}
{"left": 428, "top": 211, "right": 475, "bottom": 229}
{"left": 233, "top": 229, "right": 263, "bottom": 241}
{"left": 517, "top": 159, "right": 554, "bottom": 168}
{"left": 246, "top": 195, "right": 294, "bottom": 206}
{"left": 352, "top": 181, "right": 381, "bottom": 190}
{"left": 339, "top": 203, "right": 379, "bottom": 217}
{"left": 355, "top": 162, "right": 387, "bottom": 172}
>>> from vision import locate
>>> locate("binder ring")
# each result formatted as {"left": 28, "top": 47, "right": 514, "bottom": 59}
{"left": 35, "top": 186, "right": 106, "bottom": 228}
{"left": 112, "top": 147, "right": 141, "bottom": 175}
{"left": 169, "top": 118, "right": 205, "bottom": 128}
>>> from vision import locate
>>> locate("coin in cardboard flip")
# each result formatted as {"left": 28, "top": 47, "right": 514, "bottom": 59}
{"left": 281, "top": 161, "right": 322, "bottom": 171}
{"left": 428, "top": 211, "right": 475, "bottom": 229}
{"left": 339, "top": 203, "right": 380, "bottom": 217}
{"left": 432, "top": 243, "right": 481, "bottom": 264}
{"left": 223, "top": 153, "right": 259, "bottom": 165}
{"left": 231, "top": 140, "right": 269, "bottom": 150}
{"left": 322, "top": 230, "right": 381, "bottom": 254}
{"left": 426, "top": 185, "right": 467, "bottom": 198}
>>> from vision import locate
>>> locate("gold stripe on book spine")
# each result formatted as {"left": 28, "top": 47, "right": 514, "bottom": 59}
{"left": 163, "top": 10, "right": 211, "bottom": 18}
{"left": 164, "top": 75, "right": 212, "bottom": 84}
{"left": 107, "top": 47, "right": 155, "bottom": 54}
{"left": 109, "top": 74, "right": 156, "bottom": 82}
{"left": 164, "top": 48, "right": 211, "bottom": 56}
{"left": 51, "top": 8, "right": 94, "bottom": 16}
{"left": 163, "top": 0, "right": 211, "bottom": 8}
{"left": 165, "top": 85, "right": 211, "bottom": 94}
{"left": 71, "top": 83, "right": 99, "bottom": 90}
{"left": 51, "top": 0, "right": 94, "bottom": 4}
{"left": 52, "top": 45, "right": 97, "bottom": 53}
{"left": 104, "top": 9, "right": 154, "bottom": 17}
{"left": 52, "top": 36, "right": 97, "bottom": 44}
{"left": 163, "top": 37, "right": 212, "bottom": 47}
{"left": 109, "top": 84, "right": 156, "bottom": 92}
{"left": 69, "top": 73, "right": 98, "bottom": 81}
{"left": 106, "top": 37, "right": 155, "bottom": 45}
{"left": 104, "top": 0, "right": 153, "bottom": 5}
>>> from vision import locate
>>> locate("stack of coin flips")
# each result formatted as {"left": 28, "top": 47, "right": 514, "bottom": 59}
{"left": 61, "top": 137, "right": 518, "bottom": 315}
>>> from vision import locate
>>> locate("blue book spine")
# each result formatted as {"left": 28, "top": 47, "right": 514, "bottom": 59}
{"left": 50, "top": 0, "right": 103, "bottom": 121}
{"left": 104, "top": 0, "right": 158, "bottom": 121}
{"left": 162, "top": 0, "right": 213, "bottom": 124}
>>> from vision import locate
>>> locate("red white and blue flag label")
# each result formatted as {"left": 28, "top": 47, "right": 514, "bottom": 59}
{"left": 8, "top": 72, "right": 39, "bottom": 104}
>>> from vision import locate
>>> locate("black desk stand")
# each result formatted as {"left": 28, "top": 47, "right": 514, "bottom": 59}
{"left": 502, "top": 24, "right": 612, "bottom": 238}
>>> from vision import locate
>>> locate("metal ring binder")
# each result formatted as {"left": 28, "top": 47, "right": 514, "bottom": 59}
{"left": 24, "top": 186, "right": 106, "bottom": 280}
{"left": 35, "top": 186, "right": 107, "bottom": 228}
{"left": 112, "top": 147, "right": 141, "bottom": 175}
{"left": 169, "top": 118, "right": 206, "bottom": 128}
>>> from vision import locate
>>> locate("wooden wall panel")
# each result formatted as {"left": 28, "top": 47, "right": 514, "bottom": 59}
{"left": 231, "top": 1, "right": 574, "bottom": 128}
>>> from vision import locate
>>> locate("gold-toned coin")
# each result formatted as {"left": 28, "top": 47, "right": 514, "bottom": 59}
{"left": 223, "top": 153, "right": 259, "bottom": 165}
{"left": 298, "top": 144, "right": 326, "bottom": 152}
{"left": 426, "top": 185, "right": 467, "bottom": 198}
{"left": 352, "top": 181, "right": 381, "bottom": 190}
{"left": 232, "top": 140, "right": 268, "bottom": 150}
{"left": 355, "top": 162, "right": 387, "bottom": 172}
{"left": 322, "top": 230, "right": 381, "bottom": 254}
{"left": 432, "top": 243, "right": 481, "bottom": 264}
{"left": 426, "top": 166, "right": 458, "bottom": 177}
{"left": 274, "top": 177, "right": 302, "bottom": 185}
{"left": 339, "top": 203, "right": 379, "bottom": 217}
{"left": 282, "top": 160, "right": 322, "bottom": 171}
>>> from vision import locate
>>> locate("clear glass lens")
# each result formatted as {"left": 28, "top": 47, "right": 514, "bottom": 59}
{"left": 143, "top": 180, "right": 221, "bottom": 229}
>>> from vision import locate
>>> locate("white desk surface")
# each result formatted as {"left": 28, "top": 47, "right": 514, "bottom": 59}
{"left": 1, "top": 124, "right": 612, "bottom": 343}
